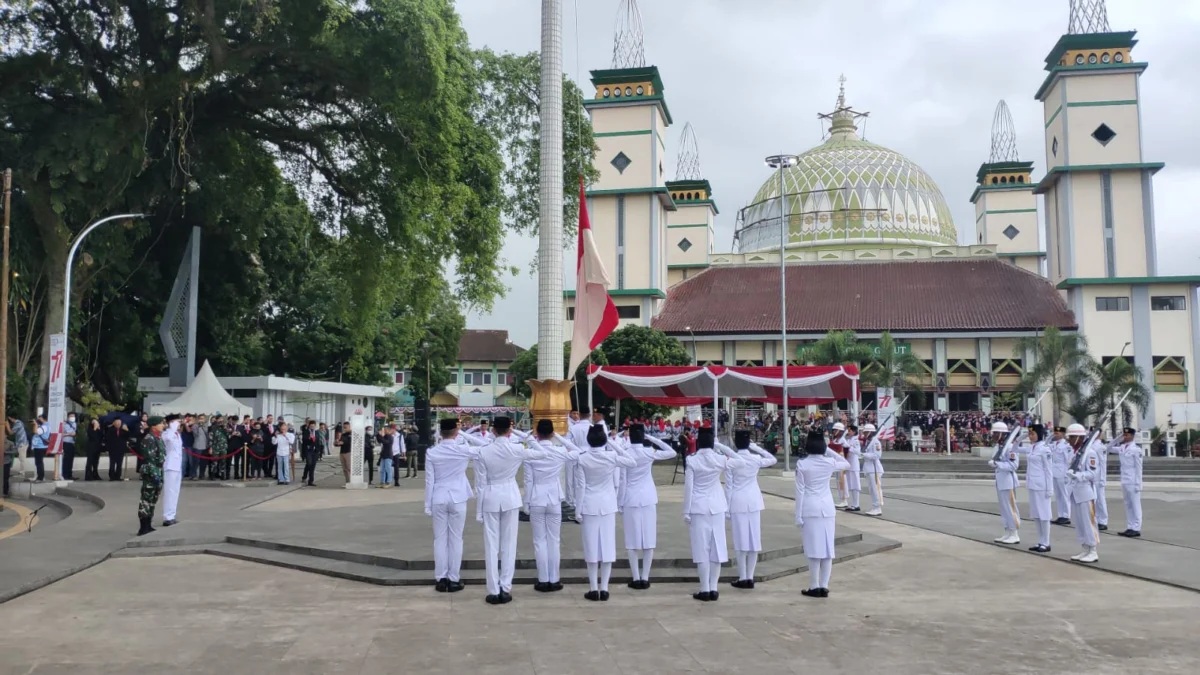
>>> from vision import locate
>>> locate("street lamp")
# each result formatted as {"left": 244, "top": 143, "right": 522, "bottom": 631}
{"left": 684, "top": 325, "right": 697, "bottom": 365}
{"left": 1120, "top": 341, "right": 1132, "bottom": 359}
{"left": 765, "top": 154, "right": 798, "bottom": 472}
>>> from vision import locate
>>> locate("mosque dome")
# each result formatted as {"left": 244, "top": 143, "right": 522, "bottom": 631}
{"left": 737, "top": 80, "right": 957, "bottom": 253}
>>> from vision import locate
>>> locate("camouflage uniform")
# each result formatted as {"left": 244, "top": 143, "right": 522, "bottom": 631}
{"left": 137, "top": 433, "right": 167, "bottom": 519}
{"left": 210, "top": 424, "right": 229, "bottom": 480}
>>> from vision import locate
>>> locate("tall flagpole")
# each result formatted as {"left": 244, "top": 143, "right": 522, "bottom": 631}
{"left": 538, "top": 0, "right": 565, "bottom": 380}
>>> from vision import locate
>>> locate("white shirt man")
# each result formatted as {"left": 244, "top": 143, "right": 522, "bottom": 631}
{"left": 616, "top": 426, "right": 677, "bottom": 589}
{"left": 424, "top": 420, "right": 487, "bottom": 592}
{"left": 1065, "top": 425, "right": 1101, "bottom": 563}
{"left": 523, "top": 421, "right": 578, "bottom": 592}
{"left": 1014, "top": 425, "right": 1054, "bottom": 552}
{"left": 843, "top": 425, "right": 863, "bottom": 511}
{"left": 860, "top": 425, "right": 885, "bottom": 516}
{"left": 724, "top": 431, "right": 777, "bottom": 588}
{"left": 567, "top": 426, "right": 636, "bottom": 602}
{"left": 565, "top": 415, "right": 594, "bottom": 516}
{"left": 1094, "top": 432, "right": 1112, "bottom": 531}
{"left": 987, "top": 422, "right": 1021, "bottom": 545}
{"left": 474, "top": 418, "right": 557, "bottom": 604}
{"left": 161, "top": 417, "right": 184, "bottom": 526}
{"left": 1115, "top": 428, "right": 1144, "bottom": 537}
{"left": 1049, "top": 427, "right": 1074, "bottom": 524}
{"left": 682, "top": 428, "right": 753, "bottom": 602}
{"left": 272, "top": 425, "right": 296, "bottom": 485}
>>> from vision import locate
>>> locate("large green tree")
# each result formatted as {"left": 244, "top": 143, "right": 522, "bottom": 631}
{"left": 1079, "top": 357, "right": 1152, "bottom": 436}
{"left": 598, "top": 325, "right": 693, "bottom": 422}
{"left": 1014, "top": 327, "right": 1095, "bottom": 425}
{"left": 860, "top": 331, "right": 926, "bottom": 407}
{"left": 803, "top": 330, "right": 873, "bottom": 367}
{"left": 508, "top": 341, "right": 609, "bottom": 410}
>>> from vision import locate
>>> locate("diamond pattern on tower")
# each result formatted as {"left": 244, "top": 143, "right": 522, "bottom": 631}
{"left": 611, "top": 152, "right": 632, "bottom": 174}
{"left": 1003, "top": 225, "right": 1020, "bottom": 240}
{"left": 1092, "top": 124, "right": 1116, "bottom": 146}
{"left": 677, "top": 238, "right": 693, "bottom": 252}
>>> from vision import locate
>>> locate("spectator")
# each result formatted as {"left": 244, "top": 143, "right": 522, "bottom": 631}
{"left": 30, "top": 416, "right": 50, "bottom": 483}
{"left": 105, "top": 418, "right": 130, "bottom": 481}
{"left": 378, "top": 427, "right": 394, "bottom": 488}
{"left": 6, "top": 416, "right": 27, "bottom": 481}
{"left": 85, "top": 418, "right": 104, "bottom": 481}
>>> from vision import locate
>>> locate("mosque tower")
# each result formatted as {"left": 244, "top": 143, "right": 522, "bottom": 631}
{"left": 970, "top": 101, "right": 1042, "bottom": 275}
{"left": 664, "top": 123, "right": 718, "bottom": 288}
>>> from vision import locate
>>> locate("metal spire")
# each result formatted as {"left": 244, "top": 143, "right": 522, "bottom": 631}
{"left": 988, "top": 100, "right": 1020, "bottom": 164}
{"left": 675, "top": 122, "right": 702, "bottom": 181}
{"left": 1068, "top": 0, "right": 1111, "bottom": 34}
{"left": 612, "top": 0, "right": 646, "bottom": 69}
{"left": 818, "top": 74, "right": 868, "bottom": 139}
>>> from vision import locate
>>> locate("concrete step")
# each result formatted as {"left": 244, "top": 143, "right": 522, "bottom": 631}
{"left": 112, "top": 533, "right": 900, "bottom": 586}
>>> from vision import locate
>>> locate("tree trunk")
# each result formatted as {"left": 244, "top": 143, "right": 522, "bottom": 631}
{"left": 26, "top": 180, "right": 71, "bottom": 412}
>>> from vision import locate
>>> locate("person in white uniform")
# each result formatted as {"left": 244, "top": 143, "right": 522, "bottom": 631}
{"left": 843, "top": 424, "right": 863, "bottom": 512}
{"left": 565, "top": 408, "right": 597, "bottom": 523}
{"left": 1014, "top": 424, "right": 1054, "bottom": 553}
{"left": 474, "top": 417, "right": 557, "bottom": 605}
{"left": 829, "top": 422, "right": 849, "bottom": 509}
{"left": 988, "top": 421, "right": 1021, "bottom": 545}
{"left": 683, "top": 426, "right": 752, "bottom": 602}
{"left": 1094, "top": 429, "right": 1111, "bottom": 531}
{"left": 523, "top": 419, "right": 576, "bottom": 592}
{"left": 795, "top": 429, "right": 852, "bottom": 598}
{"left": 1115, "top": 427, "right": 1144, "bottom": 537}
{"left": 723, "top": 429, "right": 777, "bottom": 589}
{"left": 617, "top": 424, "right": 676, "bottom": 590}
{"left": 424, "top": 418, "right": 488, "bottom": 593}
{"left": 562, "top": 424, "right": 635, "bottom": 602}
{"left": 860, "top": 424, "right": 885, "bottom": 516}
{"left": 160, "top": 415, "right": 184, "bottom": 527}
{"left": 1050, "top": 426, "right": 1073, "bottom": 525}
{"left": 1065, "top": 424, "right": 1101, "bottom": 563}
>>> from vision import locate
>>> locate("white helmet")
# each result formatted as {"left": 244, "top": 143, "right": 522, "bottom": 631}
{"left": 862, "top": 423, "right": 876, "bottom": 433}
{"left": 990, "top": 422, "right": 1009, "bottom": 434}
{"left": 1067, "top": 423, "right": 1087, "bottom": 437}
{"left": 832, "top": 422, "right": 845, "bottom": 431}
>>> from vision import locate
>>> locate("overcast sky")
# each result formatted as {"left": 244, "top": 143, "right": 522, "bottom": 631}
{"left": 456, "top": 0, "right": 1200, "bottom": 349}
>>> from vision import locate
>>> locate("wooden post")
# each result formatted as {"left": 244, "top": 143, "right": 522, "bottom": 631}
{"left": 1, "top": 170, "right": 10, "bottom": 457}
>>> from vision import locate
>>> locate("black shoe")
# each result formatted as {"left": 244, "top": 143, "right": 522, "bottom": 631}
{"left": 1054, "top": 518, "right": 1071, "bottom": 526}
{"left": 599, "top": 591, "right": 609, "bottom": 601}
{"left": 584, "top": 591, "right": 600, "bottom": 602}
{"left": 499, "top": 591, "right": 512, "bottom": 604}
{"left": 747, "top": 580, "right": 756, "bottom": 589}
{"left": 1029, "top": 545, "right": 1049, "bottom": 552}
{"left": 1128, "top": 530, "right": 1141, "bottom": 538}
{"left": 519, "top": 510, "right": 531, "bottom": 522}
{"left": 730, "top": 579, "right": 747, "bottom": 589}
{"left": 693, "top": 591, "right": 712, "bottom": 602}
{"left": 1117, "top": 529, "right": 1131, "bottom": 537}
{"left": 435, "top": 579, "right": 448, "bottom": 592}
{"left": 801, "top": 588, "right": 820, "bottom": 598}
{"left": 447, "top": 581, "right": 464, "bottom": 593}
{"left": 485, "top": 594, "right": 502, "bottom": 605}
{"left": 628, "top": 580, "right": 641, "bottom": 589}
{"left": 549, "top": 582, "right": 563, "bottom": 592}
{"left": 710, "top": 591, "right": 719, "bottom": 601}
{"left": 640, "top": 580, "right": 651, "bottom": 590}
{"left": 136, "top": 516, "right": 155, "bottom": 537}
{"left": 1098, "top": 524, "right": 1108, "bottom": 531}
{"left": 161, "top": 519, "right": 177, "bottom": 527}
{"left": 534, "top": 582, "right": 550, "bottom": 593}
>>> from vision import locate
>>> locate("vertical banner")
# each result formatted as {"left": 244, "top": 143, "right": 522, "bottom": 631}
{"left": 48, "top": 333, "right": 67, "bottom": 456}
{"left": 877, "top": 387, "right": 896, "bottom": 441}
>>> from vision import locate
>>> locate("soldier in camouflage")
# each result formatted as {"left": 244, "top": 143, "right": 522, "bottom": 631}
{"left": 137, "top": 416, "right": 167, "bottom": 536}
{"left": 209, "top": 415, "right": 230, "bottom": 480}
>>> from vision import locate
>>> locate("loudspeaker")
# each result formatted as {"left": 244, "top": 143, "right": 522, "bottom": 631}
{"left": 414, "top": 399, "right": 431, "bottom": 446}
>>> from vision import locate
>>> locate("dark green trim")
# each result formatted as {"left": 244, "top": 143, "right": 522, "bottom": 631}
{"left": 975, "top": 161, "right": 1035, "bottom": 184}
{"left": 1035, "top": 61, "right": 1148, "bottom": 101}
{"left": 667, "top": 223, "right": 709, "bottom": 229}
{"left": 1057, "top": 275, "right": 1200, "bottom": 289}
{"left": 668, "top": 263, "right": 710, "bottom": 269}
{"left": 563, "top": 288, "right": 667, "bottom": 299}
{"left": 1068, "top": 99, "right": 1138, "bottom": 108}
{"left": 987, "top": 208, "right": 1037, "bottom": 215}
{"left": 1045, "top": 105, "right": 1063, "bottom": 129}
{"left": 594, "top": 129, "right": 652, "bottom": 138}
{"left": 969, "top": 183, "right": 1034, "bottom": 203}
{"left": 1043, "top": 31, "right": 1138, "bottom": 70}
{"left": 590, "top": 66, "right": 665, "bottom": 96}
{"left": 997, "top": 251, "right": 1047, "bottom": 258}
{"left": 585, "top": 186, "right": 678, "bottom": 212}
{"left": 1033, "top": 162, "right": 1165, "bottom": 194}
{"left": 583, "top": 94, "right": 674, "bottom": 125}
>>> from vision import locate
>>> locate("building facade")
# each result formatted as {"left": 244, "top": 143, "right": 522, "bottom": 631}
{"left": 386, "top": 329, "right": 526, "bottom": 408}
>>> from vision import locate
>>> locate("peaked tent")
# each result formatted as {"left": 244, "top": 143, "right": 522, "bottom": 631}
{"left": 150, "top": 360, "right": 253, "bottom": 417}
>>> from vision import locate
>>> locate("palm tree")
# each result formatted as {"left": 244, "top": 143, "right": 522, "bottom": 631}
{"left": 1083, "top": 358, "right": 1152, "bottom": 437}
{"left": 804, "top": 330, "right": 873, "bottom": 367}
{"left": 860, "top": 331, "right": 926, "bottom": 407}
{"left": 1013, "top": 327, "right": 1095, "bottom": 425}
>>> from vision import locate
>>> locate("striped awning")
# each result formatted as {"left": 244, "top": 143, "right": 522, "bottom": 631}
{"left": 587, "top": 365, "right": 858, "bottom": 406}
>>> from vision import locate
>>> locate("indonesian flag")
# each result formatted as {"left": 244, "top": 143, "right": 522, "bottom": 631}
{"left": 567, "top": 176, "right": 619, "bottom": 378}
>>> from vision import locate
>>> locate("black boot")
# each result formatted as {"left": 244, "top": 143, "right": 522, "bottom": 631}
{"left": 137, "top": 515, "right": 155, "bottom": 536}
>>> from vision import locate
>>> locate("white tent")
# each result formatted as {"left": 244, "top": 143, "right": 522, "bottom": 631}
{"left": 150, "top": 360, "right": 253, "bottom": 417}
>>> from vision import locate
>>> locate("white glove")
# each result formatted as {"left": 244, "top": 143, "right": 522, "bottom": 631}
{"left": 425, "top": 509, "right": 433, "bottom": 517}
{"left": 988, "top": 460, "right": 996, "bottom": 468}
{"left": 683, "top": 514, "right": 691, "bottom": 524}
{"left": 1067, "top": 470, "right": 1077, "bottom": 480}
{"left": 796, "top": 519, "right": 804, "bottom": 527}
{"left": 726, "top": 511, "right": 732, "bottom": 520}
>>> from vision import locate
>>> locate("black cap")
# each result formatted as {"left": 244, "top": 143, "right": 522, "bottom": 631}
{"left": 697, "top": 427, "right": 714, "bottom": 449}
{"left": 1123, "top": 427, "right": 1137, "bottom": 435}
{"left": 1030, "top": 424, "right": 1046, "bottom": 441}
{"left": 579, "top": 406, "right": 591, "bottom": 416}
{"left": 439, "top": 419, "right": 458, "bottom": 432}
{"left": 1054, "top": 425, "right": 1067, "bottom": 433}
{"left": 165, "top": 414, "right": 181, "bottom": 423}
{"left": 734, "top": 429, "right": 751, "bottom": 450}
{"left": 629, "top": 424, "right": 645, "bottom": 445}
{"left": 586, "top": 424, "right": 608, "bottom": 448}
{"left": 536, "top": 419, "right": 555, "bottom": 437}
{"left": 492, "top": 417, "right": 511, "bottom": 433}
{"left": 805, "top": 429, "right": 827, "bottom": 456}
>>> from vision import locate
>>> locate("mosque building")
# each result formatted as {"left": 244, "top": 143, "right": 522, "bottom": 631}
{"left": 564, "top": 0, "right": 1198, "bottom": 428}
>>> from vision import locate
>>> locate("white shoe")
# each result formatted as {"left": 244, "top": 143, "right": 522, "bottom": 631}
{"left": 993, "top": 532, "right": 1008, "bottom": 543}
{"left": 864, "top": 508, "right": 883, "bottom": 516}
{"left": 835, "top": 501, "right": 849, "bottom": 509}
{"left": 1070, "top": 549, "right": 1087, "bottom": 561}
{"left": 1003, "top": 533, "right": 1021, "bottom": 545}
{"left": 1078, "top": 547, "right": 1098, "bottom": 563}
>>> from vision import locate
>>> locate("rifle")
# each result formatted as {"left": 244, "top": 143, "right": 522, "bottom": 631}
{"left": 990, "top": 389, "right": 1051, "bottom": 462}
{"left": 1069, "top": 388, "right": 1133, "bottom": 473}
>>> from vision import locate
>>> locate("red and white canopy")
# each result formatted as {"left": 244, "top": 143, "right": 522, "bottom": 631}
{"left": 587, "top": 365, "right": 859, "bottom": 406}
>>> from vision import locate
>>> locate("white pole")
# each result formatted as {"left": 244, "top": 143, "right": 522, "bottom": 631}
{"left": 945, "top": 414, "right": 951, "bottom": 456}
{"left": 778, "top": 161, "right": 790, "bottom": 472}
{"left": 537, "top": 0, "right": 565, "bottom": 380}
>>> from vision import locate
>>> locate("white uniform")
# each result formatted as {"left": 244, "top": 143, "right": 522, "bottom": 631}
{"left": 725, "top": 442, "right": 777, "bottom": 582}
{"left": 991, "top": 444, "right": 1021, "bottom": 534}
{"left": 1067, "top": 444, "right": 1100, "bottom": 552}
{"left": 844, "top": 436, "right": 862, "bottom": 509}
{"left": 795, "top": 450, "right": 852, "bottom": 591}
{"left": 617, "top": 436, "right": 676, "bottom": 583}
{"left": 1015, "top": 440, "right": 1054, "bottom": 548}
{"left": 523, "top": 437, "right": 573, "bottom": 584}
{"left": 423, "top": 434, "right": 486, "bottom": 583}
{"left": 861, "top": 437, "right": 884, "bottom": 514}
{"left": 683, "top": 446, "right": 751, "bottom": 594}
{"left": 573, "top": 436, "right": 636, "bottom": 594}
{"left": 1094, "top": 439, "right": 1111, "bottom": 526}
{"left": 161, "top": 422, "right": 183, "bottom": 522}
{"left": 475, "top": 434, "right": 555, "bottom": 597}
{"left": 1050, "top": 438, "right": 1073, "bottom": 520}
{"left": 566, "top": 419, "right": 596, "bottom": 510}
{"left": 1116, "top": 440, "right": 1143, "bottom": 532}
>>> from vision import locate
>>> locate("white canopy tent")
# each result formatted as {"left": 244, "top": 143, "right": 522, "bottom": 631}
{"left": 150, "top": 360, "right": 253, "bottom": 417}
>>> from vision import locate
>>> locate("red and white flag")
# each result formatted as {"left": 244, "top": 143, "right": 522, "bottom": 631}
{"left": 567, "top": 176, "right": 619, "bottom": 378}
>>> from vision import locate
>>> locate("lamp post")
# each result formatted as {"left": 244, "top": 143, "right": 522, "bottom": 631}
{"left": 685, "top": 326, "right": 697, "bottom": 365}
{"left": 765, "top": 155, "right": 798, "bottom": 472}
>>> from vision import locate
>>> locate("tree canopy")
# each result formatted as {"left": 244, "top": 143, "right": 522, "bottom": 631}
{"left": 1014, "top": 327, "right": 1095, "bottom": 425}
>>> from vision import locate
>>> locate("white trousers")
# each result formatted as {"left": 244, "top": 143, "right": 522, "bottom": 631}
{"left": 864, "top": 472, "right": 883, "bottom": 510}
{"left": 996, "top": 485, "right": 1020, "bottom": 531}
{"left": 1053, "top": 478, "right": 1072, "bottom": 519}
{"left": 1095, "top": 482, "right": 1109, "bottom": 525}
{"left": 1027, "top": 488, "right": 1053, "bottom": 522}
{"left": 530, "top": 504, "right": 562, "bottom": 583}
{"left": 483, "top": 509, "right": 519, "bottom": 595}
{"left": 1072, "top": 500, "right": 1098, "bottom": 547}
{"left": 162, "top": 469, "right": 182, "bottom": 521}
{"left": 1122, "top": 485, "right": 1142, "bottom": 531}
{"left": 432, "top": 501, "right": 467, "bottom": 582}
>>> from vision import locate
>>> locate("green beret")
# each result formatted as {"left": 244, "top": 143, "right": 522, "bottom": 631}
{"left": 148, "top": 416, "right": 165, "bottom": 427}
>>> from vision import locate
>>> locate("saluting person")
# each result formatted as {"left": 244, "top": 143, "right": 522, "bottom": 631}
{"left": 569, "top": 424, "right": 636, "bottom": 602}
{"left": 682, "top": 427, "right": 751, "bottom": 602}
{"left": 860, "top": 423, "right": 885, "bottom": 516}
{"left": 1014, "top": 424, "right": 1054, "bottom": 553}
{"left": 795, "top": 429, "right": 852, "bottom": 598}
{"left": 524, "top": 420, "right": 577, "bottom": 592}
{"left": 843, "top": 424, "right": 863, "bottom": 512}
{"left": 160, "top": 415, "right": 184, "bottom": 527}
{"left": 1050, "top": 426, "right": 1073, "bottom": 525}
{"left": 424, "top": 419, "right": 485, "bottom": 593}
{"left": 1065, "top": 424, "right": 1100, "bottom": 563}
{"left": 136, "top": 417, "right": 167, "bottom": 536}
{"left": 617, "top": 423, "right": 677, "bottom": 590}
{"left": 1094, "top": 428, "right": 1111, "bottom": 531}
{"left": 724, "top": 429, "right": 777, "bottom": 589}
{"left": 1115, "top": 427, "right": 1144, "bottom": 537}
{"left": 988, "top": 422, "right": 1021, "bottom": 545}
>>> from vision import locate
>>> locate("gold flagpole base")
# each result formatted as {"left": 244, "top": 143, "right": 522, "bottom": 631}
{"left": 527, "top": 379, "right": 576, "bottom": 435}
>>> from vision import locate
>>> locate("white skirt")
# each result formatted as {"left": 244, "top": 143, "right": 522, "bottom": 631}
{"left": 688, "top": 513, "right": 729, "bottom": 564}
{"left": 801, "top": 515, "right": 836, "bottom": 559}
{"left": 581, "top": 512, "right": 616, "bottom": 563}
{"left": 846, "top": 471, "right": 861, "bottom": 492}
{"left": 622, "top": 505, "right": 657, "bottom": 550}
{"left": 1027, "top": 489, "right": 1053, "bottom": 521}
{"left": 730, "top": 510, "right": 763, "bottom": 552}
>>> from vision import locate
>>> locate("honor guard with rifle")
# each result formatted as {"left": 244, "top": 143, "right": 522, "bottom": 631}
{"left": 1093, "top": 427, "right": 1111, "bottom": 531}
{"left": 843, "top": 424, "right": 863, "bottom": 512}
{"left": 829, "top": 422, "right": 849, "bottom": 509}
{"left": 988, "top": 422, "right": 1021, "bottom": 545}
{"left": 860, "top": 423, "right": 884, "bottom": 516}
{"left": 1115, "top": 427, "right": 1144, "bottom": 537}
{"left": 1050, "top": 426, "right": 1073, "bottom": 525}
{"left": 1065, "top": 424, "right": 1101, "bottom": 563}
{"left": 1014, "top": 424, "right": 1054, "bottom": 553}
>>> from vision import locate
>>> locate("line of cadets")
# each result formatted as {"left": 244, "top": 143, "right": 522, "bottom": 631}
{"left": 989, "top": 422, "right": 1145, "bottom": 564}
{"left": 423, "top": 411, "right": 890, "bottom": 604}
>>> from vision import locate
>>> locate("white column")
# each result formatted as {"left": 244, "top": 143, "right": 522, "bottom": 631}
{"left": 347, "top": 412, "right": 367, "bottom": 489}
{"left": 537, "top": 0, "right": 565, "bottom": 380}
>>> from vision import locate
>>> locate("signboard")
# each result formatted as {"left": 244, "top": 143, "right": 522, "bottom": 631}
{"left": 47, "top": 333, "right": 67, "bottom": 458}
{"left": 685, "top": 405, "right": 702, "bottom": 422}
{"left": 797, "top": 341, "right": 911, "bottom": 361}
{"left": 877, "top": 387, "right": 896, "bottom": 441}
